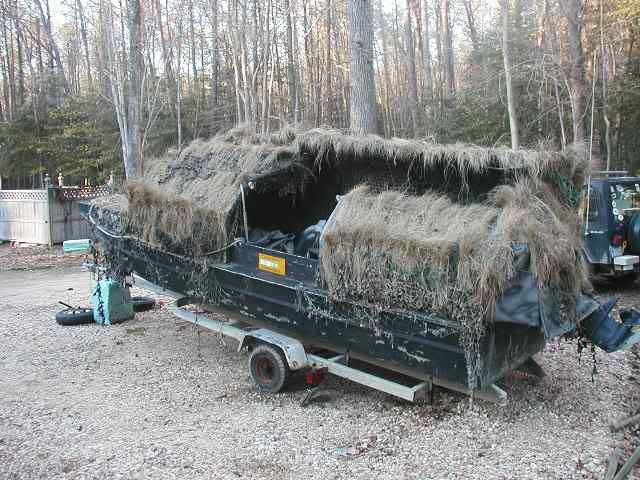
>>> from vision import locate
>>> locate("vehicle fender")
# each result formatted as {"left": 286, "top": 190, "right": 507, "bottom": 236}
{"left": 238, "top": 329, "right": 309, "bottom": 370}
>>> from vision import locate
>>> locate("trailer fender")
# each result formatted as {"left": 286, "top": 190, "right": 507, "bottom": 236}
{"left": 238, "top": 329, "right": 309, "bottom": 370}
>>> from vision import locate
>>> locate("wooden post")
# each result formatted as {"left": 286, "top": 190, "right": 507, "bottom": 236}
{"left": 46, "top": 186, "right": 55, "bottom": 247}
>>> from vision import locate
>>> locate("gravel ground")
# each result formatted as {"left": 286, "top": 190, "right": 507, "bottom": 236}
{"left": 0, "top": 245, "right": 639, "bottom": 479}
{"left": 0, "top": 243, "right": 85, "bottom": 271}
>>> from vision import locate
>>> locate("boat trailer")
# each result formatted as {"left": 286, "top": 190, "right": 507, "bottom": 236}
{"left": 134, "top": 275, "right": 508, "bottom": 404}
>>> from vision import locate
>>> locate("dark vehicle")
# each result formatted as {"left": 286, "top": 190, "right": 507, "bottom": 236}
{"left": 581, "top": 171, "right": 640, "bottom": 279}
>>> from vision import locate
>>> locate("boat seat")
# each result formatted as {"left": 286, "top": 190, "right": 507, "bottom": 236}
{"left": 294, "top": 220, "right": 326, "bottom": 259}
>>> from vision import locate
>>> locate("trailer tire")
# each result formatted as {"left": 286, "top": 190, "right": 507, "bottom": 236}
{"left": 55, "top": 308, "right": 94, "bottom": 326}
{"left": 132, "top": 296, "right": 155, "bottom": 312}
{"left": 249, "top": 344, "right": 291, "bottom": 393}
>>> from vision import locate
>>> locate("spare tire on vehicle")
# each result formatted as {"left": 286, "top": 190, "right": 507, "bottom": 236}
{"left": 132, "top": 296, "right": 155, "bottom": 312}
{"left": 627, "top": 214, "right": 640, "bottom": 255}
{"left": 55, "top": 308, "right": 94, "bottom": 326}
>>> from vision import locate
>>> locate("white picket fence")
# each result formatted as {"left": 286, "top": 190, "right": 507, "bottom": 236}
{"left": 0, "top": 186, "right": 109, "bottom": 245}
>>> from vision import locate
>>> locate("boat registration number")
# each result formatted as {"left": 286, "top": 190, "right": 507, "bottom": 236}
{"left": 258, "top": 253, "right": 286, "bottom": 276}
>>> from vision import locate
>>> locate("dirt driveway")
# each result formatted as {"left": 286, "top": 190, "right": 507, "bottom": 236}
{"left": 0, "top": 261, "right": 638, "bottom": 479}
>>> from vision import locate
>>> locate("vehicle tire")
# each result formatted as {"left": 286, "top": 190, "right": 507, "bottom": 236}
{"left": 618, "top": 272, "right": 640, "bottom": 286}
{"left": 627, "top": 214, "right": 640, "bottom": 255}
{"left": 249, "top": 344, "right": 291, "bottom": 393}
{"left": 55, "top": 307, "right": 94, "bottom": 326}
{"left": 132, "top": 296, "right": 155, "bottom": 312}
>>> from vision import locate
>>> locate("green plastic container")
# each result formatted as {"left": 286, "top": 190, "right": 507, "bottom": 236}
{"left": 63, "top": 239, "right": 92, "bottom": 254}
{"left": 92, "top": 279, "right": 134, "bottom": 325}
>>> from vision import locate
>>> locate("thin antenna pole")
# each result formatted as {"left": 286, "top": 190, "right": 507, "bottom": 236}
{"left": 240, "top": 184, "right": 249, "bottom": 242}
{"left": 586, "top": 51, "right": 598, "bottom": 236}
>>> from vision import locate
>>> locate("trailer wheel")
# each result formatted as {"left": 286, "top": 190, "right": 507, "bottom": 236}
{"left": 249, "top": 344, "right": 291, "bottom": 393}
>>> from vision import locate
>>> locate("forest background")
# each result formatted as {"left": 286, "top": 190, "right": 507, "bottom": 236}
{"left": 0, "top": 0, "right": 638, "bottom": 186}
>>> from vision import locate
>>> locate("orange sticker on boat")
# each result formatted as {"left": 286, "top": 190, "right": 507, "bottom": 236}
{"left": 258, "top": 253, "right": 286, "bottom": 276}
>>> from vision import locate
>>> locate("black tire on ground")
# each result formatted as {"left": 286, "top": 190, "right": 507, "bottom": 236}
{"left": 55, "top": 308, "right": 94, "bottom": 326}
{"left": 248, "top": 344, "right": 291, "bottom": 393}
{"left": 132, "top": 296, "right": 155, "bottom": 312}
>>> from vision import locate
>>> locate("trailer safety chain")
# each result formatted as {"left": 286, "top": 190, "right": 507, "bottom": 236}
{"left": 295, "top": 283, "right": 304, "bottom": 313}
{"left": 91, "top": 243, "right": 107, "bottom": 325}
{"left": 576, "top": 326, "right": 599, "bottom": 382}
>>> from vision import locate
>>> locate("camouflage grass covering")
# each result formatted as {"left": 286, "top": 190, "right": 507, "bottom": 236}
{"left": 93, "top": 126, "right": 589, "bottom": 389}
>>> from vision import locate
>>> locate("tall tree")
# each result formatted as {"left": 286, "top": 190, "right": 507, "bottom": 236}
{"left": 347, "top": 0, "right": 378, "bottom": 134}
{"left": 75, "top": 0, "right": 93, "bottom": 89}
{"left": 404, "top": 0, "right": 419, "bottom": 136}
{"left": 442, "top": 0, "right": 455, "bottom": 99}
{"left": 32, "top": 0, "right": 70, "bottom": 96}
{"left": 562, "top": 0, "right": 587, "bottom": 145}
{"left": 501, "top": 0, "right": 519, "bottom": 149}
{"left": 421, "top": 0, "right": 433, "bottom": 127}
{"left": 283, "top": 0, "right": 297, "bottom": 121}
{"left": 125, "top": 0, "right": 143, "bottom": 177}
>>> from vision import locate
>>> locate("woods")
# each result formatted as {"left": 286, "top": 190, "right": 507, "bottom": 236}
{"left": 0, "top": 0, "right": 640, "bottom": 183}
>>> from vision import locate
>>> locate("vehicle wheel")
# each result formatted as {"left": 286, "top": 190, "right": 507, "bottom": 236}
{"left": 132, "top": 296, "right": 155, "bottom": 312}
{"left": 249, "top": 344, "right": 291, "bottom": 393}
{"left": 618, "top": 272, "right": 639, "bottom": 285}
{"left": 55, "top": 307, "right": 94, "bottom": 326}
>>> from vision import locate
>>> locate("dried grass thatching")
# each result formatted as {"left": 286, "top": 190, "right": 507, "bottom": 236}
{"left": 92, "top": 126, "right": 588, "bottom": 389}
{"left": 110, "top": 125, "right": 587, "bottom": 264}
{"left": 125, "top": 135, "right": 299, "bottom": 255}
{"left": 295, "top": 129, "right": 586, "bottom": 194}
{"left": 320, "top": 180, "right": 586, "bottom": 321}
{"left": 95, "top": 125, "right": 588, "bottom": 278}
{"left": 319, "top": 179, "right": 586, "bottom": 389}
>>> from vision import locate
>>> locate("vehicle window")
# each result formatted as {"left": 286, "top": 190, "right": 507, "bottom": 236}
{"left": 587, "top": 191, "right": 601, "bottom": 223}
{"left": 581, "top": 188, "right": 602, "bottom": 225}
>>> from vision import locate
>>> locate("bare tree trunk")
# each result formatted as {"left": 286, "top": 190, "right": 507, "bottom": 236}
{"left": 421, "top": 0, "right": 433, "bottom": 127}
{"left": 600, "top": 0, "right": 611, "bottom": 170}
{"left": 404, "top": 0, "right": 419, "bottom": 137}
{"left": 284, "top": 0, "right": 297, "bottom": 120}
{"left": 177, "top": 13, "right": 183, "bottom": 148}
{"left": 126, "top": 0, "right": 144, "bottom": 178}
{"left": 189, "top": 0, "right": 198, "bottom": 96}
{"left": 75, "top": 0, "right": 93, "bottom": 89}
{"left": 347, "top": 0, "right": 378, "bottom": 134}
{"left": 102, "top": 0, "right": 130, "bottom": 171}
{"left": 33, "top": 0, "right": 70, "bottom": 96}
{"left": 433, "top": 0, "right": 444, "bottom": 118}
{"left": 501, "top": 0, "right": 520, "bottom": 149}
{"left": 2, "top": 6, "right": 15, "bottom": 118}
{"left": 210, "top": 0, "right": 219, "bottom": 108}
{"left": 229, "top": 1, "right": 244, "bottom": 123}
{"left": 0, "top": 37, "right": 9, "bottom": 121}
{"left": 326, "top": 0, "right": 333, "bottom": 125}
{"left": 562, "top": 0, "right": 586, "bottom": 144}
{"left": 463, "top": 0, "right": 480, "bottom": 59}
{"left": 14, "top": 4, "right": 24, "bottom": 106}
{"left": 378, "top": 1, "right": 394, "bottom": 136}
{"left": 442, "top": 0, "right": 455, "bottom": 99}
{"left": 291, "top": 0, "right": 301, "bottom": 123}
